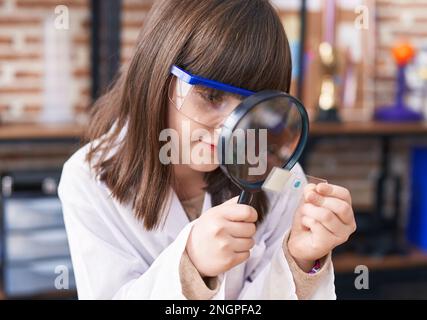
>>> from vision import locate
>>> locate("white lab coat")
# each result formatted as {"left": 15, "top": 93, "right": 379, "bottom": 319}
{"left": 58, "top": 143, "right": 336, "bottom": 300}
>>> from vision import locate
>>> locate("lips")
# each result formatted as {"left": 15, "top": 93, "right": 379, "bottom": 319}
{"left": 204, "top": 142, "right": 217, "bottom": 150}
{"left": 199, "top": 139, "right": 217, "bottom": 149}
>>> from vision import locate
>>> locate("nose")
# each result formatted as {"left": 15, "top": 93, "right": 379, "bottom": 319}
{"left": 214, "top": 127, "right": 222, "bottom": 135}
{"left": 213, "top": 126, "right": 224, "bottom": 140}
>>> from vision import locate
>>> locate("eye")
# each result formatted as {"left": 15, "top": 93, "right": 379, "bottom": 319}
{"left": 205, "top": 93, "right": 222, "bottom": 103}
{"left": 196, "top": 89, "right": 224, "bottom": 105}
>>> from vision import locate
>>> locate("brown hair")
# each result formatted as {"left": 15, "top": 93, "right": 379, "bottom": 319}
{"left": 86, "top": 0, "right": 292, "bottom": 230}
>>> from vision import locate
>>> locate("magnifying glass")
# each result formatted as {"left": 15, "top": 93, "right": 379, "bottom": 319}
{"left": 218, "top": 90, "right": 309, "bottom": 205}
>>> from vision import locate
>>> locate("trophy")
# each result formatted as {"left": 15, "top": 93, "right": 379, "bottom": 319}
{"left": 374, "top": 42, "right": 423, "bottom": 122}
{"left": 316, "top": 0, "right": 340, "bottom": 122}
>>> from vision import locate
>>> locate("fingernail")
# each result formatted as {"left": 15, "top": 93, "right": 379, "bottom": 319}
{"left": 304, "top": 183, "right": 316, "bottom": 192}
{"left": 308, "top": 191, "right": 323, "bottom": 204}
{"left": 306, "top": 191, "right": 316, "bottom": 202}
{"left": 317, "top": 183, "right": 331, "bottom": 193}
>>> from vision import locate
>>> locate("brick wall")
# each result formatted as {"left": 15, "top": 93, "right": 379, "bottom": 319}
{"left": 0, "top": 0, "right": 91, "bottom": 123}
{"left": 2, "top": 0, "right": 426, "bottom": 123}
{"left": 121, "top": 0, "right": 153, "bottom": 65}
{"left": 375, "top": 0, "right": 427, "bottom": 110}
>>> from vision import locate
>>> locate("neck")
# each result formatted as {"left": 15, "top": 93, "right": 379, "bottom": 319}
{"left": 172, "top": 164, "right": 207, "bottom": 200}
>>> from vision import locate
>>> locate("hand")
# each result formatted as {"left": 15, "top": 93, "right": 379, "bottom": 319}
{"left": 186, "top": 197, "right": 257, "bottom": 278}
{"left": 288, "top": 183, "right": 357, "bottom": 272}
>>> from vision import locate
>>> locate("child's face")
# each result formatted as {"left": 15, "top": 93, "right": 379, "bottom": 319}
{"left": 167, "top": 78, "right": 245, "bottom": 173}
{"left": 168, "top": 84, "right": 222, "bottom": 173}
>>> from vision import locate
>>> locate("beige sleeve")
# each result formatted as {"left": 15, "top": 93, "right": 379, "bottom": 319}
{"left": 282, "top": 231, "right": 332, "bottom": 300}
{"left": 179, "top": 232, "right": 331, "bottom": 300}
{"left": 179, "top": 249, "right": 221, "bottom": 300}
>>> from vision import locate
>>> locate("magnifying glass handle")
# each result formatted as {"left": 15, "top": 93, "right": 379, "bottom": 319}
{"left": 238, "top": 190, "right": 253, "bottom": 205}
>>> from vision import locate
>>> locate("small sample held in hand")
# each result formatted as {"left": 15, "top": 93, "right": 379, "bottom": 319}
{"left": 261, "top": 167, "right": 328, "bottom": 195}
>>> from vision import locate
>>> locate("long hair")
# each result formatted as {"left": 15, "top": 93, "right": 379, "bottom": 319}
{"left": 86, "top": 0, "right": 292, "bottom": 230}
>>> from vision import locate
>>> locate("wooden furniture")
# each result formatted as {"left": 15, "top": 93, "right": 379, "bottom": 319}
{"left": 309, "top": 121, "right": 427, "bottom": 136}
{"left": 306, "top": 121, "right": 427, "bottom": 298}
{"left": 302, "top": 121, "right": 427, "bottom": 255}
{"left": 1, "top": 121, "right": 427, "bottom": 299}
{"left": 0, "top": 123, "right": 85, "bottom": 141}
{"left": 0, "top": 123, "right": 83, "bottom": 300}
{"left": 333, "top": 248, "right": 427, "bottom": 299}
{"left": 334, "top": 248, "right": 427, "bottom": 273}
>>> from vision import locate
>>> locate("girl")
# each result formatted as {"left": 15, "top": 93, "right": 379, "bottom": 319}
{"left": 58, "top": 0, "right": 356, "bottom": 300}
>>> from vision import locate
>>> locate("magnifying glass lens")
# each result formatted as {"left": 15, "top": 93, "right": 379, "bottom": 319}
{"left": 222, "top": 95, "right": 304, "bottom": 186}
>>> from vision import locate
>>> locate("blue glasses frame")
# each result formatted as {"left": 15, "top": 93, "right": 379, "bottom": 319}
{"left": 170, "top": 65, "right": 255, "bottom": 97}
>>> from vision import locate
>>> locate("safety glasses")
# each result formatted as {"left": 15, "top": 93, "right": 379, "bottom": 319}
{"left": 169, "top": 65, "right": 255, "bottom": 129}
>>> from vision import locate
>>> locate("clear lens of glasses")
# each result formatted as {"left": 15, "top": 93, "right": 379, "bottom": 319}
{"left": 169, "top": 76, "right": 245, "bottom": 128}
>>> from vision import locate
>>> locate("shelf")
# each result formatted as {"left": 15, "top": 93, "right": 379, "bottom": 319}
{"left": 2, "top": 121, "right": 427, "bottom": 141}
{"left": 0, "top": 289, "right": 77, "bottom": 300}
{"left": 0, "top": 123, "right": 85, "bottom": 141}
{"left": 333, "top": 248, "right": 427, "bottom": 273}
{"left": 310, "top": 121, "right": 427, "bottom": 137}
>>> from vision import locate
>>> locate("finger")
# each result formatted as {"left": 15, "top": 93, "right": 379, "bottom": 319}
{"left": 316, "top": 183, "right": 352, "bottom": 205}
{"left": 225, "top": 221, "right": 256, "bottom": 238}
{"left": 232, "top": 251, "right": 250, "bottom": 265}
{"left": 231, "top": 237, "right": 255, "bottom": 252}
{"left": 222, "top": 205, "right": 258, "bottom": 223}
{"left": 301, "top": 215, "right": 333, "bottom": 237}
{"left": 301, "top": 215, "right": 339, "bottom": 245}
{"left": 305, "top": 191, "right": 354, "bottom": 225}
{"left": 304, "top": 183, "right": 317, "bottom": 194}
{"left": 301, "top": 203, "right": 348, "bottom": 238}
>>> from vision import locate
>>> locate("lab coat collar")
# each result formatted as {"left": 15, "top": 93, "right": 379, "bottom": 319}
{"left": 161, "top": 189, "right": 212, "bottom": 239}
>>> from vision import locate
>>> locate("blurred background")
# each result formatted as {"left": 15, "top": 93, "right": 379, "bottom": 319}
{"left": 0, "top": 0, "right": 427, "bottom": 299}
